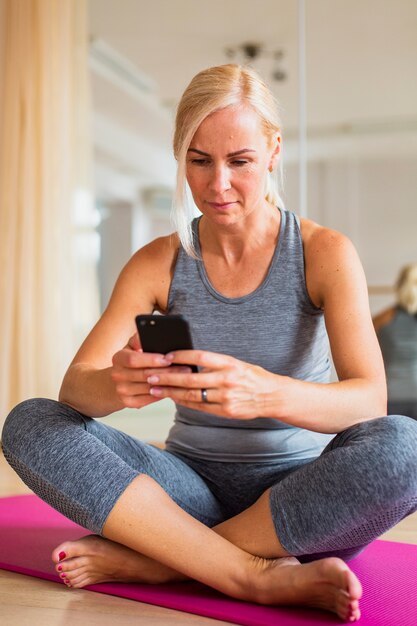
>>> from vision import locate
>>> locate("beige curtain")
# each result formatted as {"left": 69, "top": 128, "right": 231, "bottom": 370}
{"left": 0, "top": 0, "right": 98, "bottom": 428}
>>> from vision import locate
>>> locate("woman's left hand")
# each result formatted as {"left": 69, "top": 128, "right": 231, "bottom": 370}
{"left": 145, "top": 350, "right": 279, "bottom": 419}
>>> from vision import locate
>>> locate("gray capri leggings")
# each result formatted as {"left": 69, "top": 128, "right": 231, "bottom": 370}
{"left": 2, "top": 398, "right": 417, "bottom": 563}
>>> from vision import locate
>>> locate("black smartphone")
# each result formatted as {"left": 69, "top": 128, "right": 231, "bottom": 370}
{"left": 135, "top": 314, "right": 198, "bottom": 372}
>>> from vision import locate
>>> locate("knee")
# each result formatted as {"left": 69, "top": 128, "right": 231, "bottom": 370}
{"left": 1, "top": 398, "right": 74, "bottom": 458}
{"left": 342, "top": 416, "right": 417, "bottom": 494}
{"left": 373, "top": 415, "right": 417, "bottom": 493}
{"left": 377, "top": 414, "right": 417, "bottom": 450}
{"left": 3, "top": 399, "right": 45, "bottom": 449}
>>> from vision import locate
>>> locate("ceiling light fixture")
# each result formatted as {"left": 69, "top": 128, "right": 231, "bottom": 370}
{"left": 225, "top": 42, "right": 287, "bottom": 82}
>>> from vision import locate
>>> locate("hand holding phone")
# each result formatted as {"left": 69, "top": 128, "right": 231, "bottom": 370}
{"left": 135, "top": 314, "right": 198, "bottom": 372}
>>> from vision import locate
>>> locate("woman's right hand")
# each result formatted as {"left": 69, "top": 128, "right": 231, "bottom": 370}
{"left": 110, "top": 333, "right": 191, "bottom": 409}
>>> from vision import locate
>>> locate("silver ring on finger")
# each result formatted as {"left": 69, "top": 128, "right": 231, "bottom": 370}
{"left": 201, "top": 388, "right": 209, "bottom": 403}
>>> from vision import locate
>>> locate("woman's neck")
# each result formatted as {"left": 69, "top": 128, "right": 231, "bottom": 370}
{"left": 199, "top": 204, "right": 280, "bottom": 264}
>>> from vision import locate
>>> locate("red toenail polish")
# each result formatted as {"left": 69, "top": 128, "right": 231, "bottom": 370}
{"left": 57, "top": 565, "right": 62, "bottom": 572}
{"left": 59, "top": 551, "right": 66, "bottom": 561}
{"left": 60, "top": 573, "right": 66, "bottom": 578}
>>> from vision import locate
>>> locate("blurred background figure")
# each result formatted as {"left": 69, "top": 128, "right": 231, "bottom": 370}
{"left": 373, "top": 264, "right": 417, "bottom": 420}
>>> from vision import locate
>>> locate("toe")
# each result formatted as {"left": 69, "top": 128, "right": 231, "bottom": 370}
{"left": 336, "top": 575, "right": 361, "bottom": 621}
{"left": 70, "top": 574, "right": 95, "bottom": 589}
{"left": 335, "top": 591, "right": 351, "bottom": 620}
{"left": 51, "top": 536, "right": 94, "bottom": 564}
{"left": 345, "top": 568, "right": 363, "bottom": 600}
{"left": 62, "top": 565, "right": 89, "bottom": 583}
{"left": 55, "top": 556, "right": 89, "bottom": 574}
{"left": 349, "top": 599, "right": 359, "bottom": 611}
{"left": 345, "top": 600, "right": 361, "bottom": 622}
{"left": 51, "top": 541, "right": 75, "bottom": 564}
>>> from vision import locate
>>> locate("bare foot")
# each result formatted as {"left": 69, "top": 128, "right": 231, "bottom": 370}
{"left": 252, "top": 555, "right": 362, "bottom": 622}
{"left": 52, "top": 537, "right": 362, "bottom": 622}
{"left": 51, "top": 535, "right": 188, "bottom": 588}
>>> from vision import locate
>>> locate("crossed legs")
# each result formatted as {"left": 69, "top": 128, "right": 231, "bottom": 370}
{"left": 3, "top": 400, "right": 417, "bottom": 622}
{"left": 45, "top": 414, "right": 417, "bottom": 621}
{"left": 52, "top": 474, "right": 362, "bottom": 621}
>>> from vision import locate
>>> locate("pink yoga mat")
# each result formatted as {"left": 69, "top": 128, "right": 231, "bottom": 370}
{"left": 0, "top": 495, "right": 416, "bottom": 626}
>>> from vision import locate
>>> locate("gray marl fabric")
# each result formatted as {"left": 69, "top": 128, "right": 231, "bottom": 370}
{"left": 166, "top": 208, "right": 333, "bottom": 462}
{"left": 2, "top": 207, "right": 416, "bottom": 563}
{"left": 2, "top": 399, "right": 417, "bottom": 562}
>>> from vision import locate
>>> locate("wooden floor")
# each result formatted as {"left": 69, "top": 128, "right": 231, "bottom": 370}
{"left": 1, "top": 450, "right": 416, "bottom": 626}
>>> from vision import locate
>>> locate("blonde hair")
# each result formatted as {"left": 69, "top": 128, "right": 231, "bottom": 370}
{"left": 396, "top": 263, "right": 417, "bottom": 315}
{"left": 172, "top": 64, "right": 285, "bottom": 257}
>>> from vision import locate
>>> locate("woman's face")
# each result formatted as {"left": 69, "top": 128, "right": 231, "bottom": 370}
{"left": 186, "top": 104, "right": 280, "bottom": 224}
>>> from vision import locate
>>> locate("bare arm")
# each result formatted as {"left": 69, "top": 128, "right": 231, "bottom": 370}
{"left": 147, "top": 224, "right": 387, "bottom": 433}
{"left": 59, "top": 235, "right": 179, "bottom": 417}
{"left": 263, "top": 224, "right": 387, "bottom": 431}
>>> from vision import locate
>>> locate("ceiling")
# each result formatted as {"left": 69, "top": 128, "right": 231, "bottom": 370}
{"left": 87, "top": 0, "right": 417, "bottom": 197}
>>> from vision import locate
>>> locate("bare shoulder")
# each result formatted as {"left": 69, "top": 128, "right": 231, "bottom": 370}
{"left": 299, "top": 217, "right": 363, "bottom": 309}
{"left": 300, "top": 217, "right": 353, "bottom": 259}
{"left": 372, "top": 307, "right": 397, "bottom": 332}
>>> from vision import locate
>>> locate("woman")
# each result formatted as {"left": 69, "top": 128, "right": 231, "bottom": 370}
{"left": 373, "top": 263, "right": 417, "bottom": 419}
{"left": 2, "top": 65, "right": 417, "bottom": 623}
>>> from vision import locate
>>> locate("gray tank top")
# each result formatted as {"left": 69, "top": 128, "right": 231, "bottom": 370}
{"left": 377, "top": 307, "right": 417, "bottom": 401}
{"left": 165, "top": 208, "right": 333, "bottom": 462}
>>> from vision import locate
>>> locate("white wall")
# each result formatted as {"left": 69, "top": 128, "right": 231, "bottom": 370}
{"left": 97, "top": 200, "right": 133, "bottom": 311}
{"left": 284, "top": 156, "right": 417, "bottom": 315}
